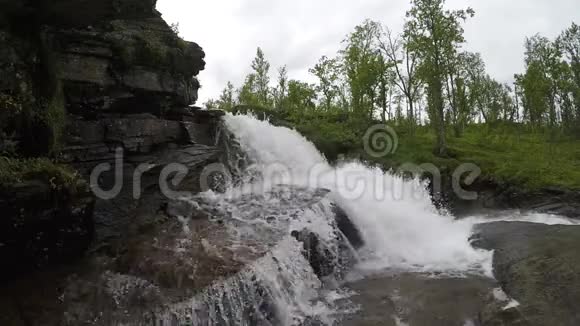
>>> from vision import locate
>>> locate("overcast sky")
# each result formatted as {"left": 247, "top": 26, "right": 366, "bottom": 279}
{"left": 157, "top": 0, "right": 579, "bottom": 104}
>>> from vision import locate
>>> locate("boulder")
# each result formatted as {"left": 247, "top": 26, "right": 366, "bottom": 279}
{"left": 472, "top": 222, "right": 580, "bottom": 326}
{"left": 332, "top": 204, "right": 364, "bottom": 249}
{"left": 342, "top": 273, "right": 498, "bottom": 326}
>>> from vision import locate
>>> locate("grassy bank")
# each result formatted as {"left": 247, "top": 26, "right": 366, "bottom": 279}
{"left": 242, "top": 107, "right": 580, "bottom": 191}
{"left": 371, "top": 126, "right": 580, "bottom": 191}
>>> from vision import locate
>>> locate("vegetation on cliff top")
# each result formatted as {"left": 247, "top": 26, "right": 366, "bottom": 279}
{"left": 206, "top": 0, "right": 580, "bottom": 191}
{"left": 232, "top": 107, "right": 580, "bottom": 191}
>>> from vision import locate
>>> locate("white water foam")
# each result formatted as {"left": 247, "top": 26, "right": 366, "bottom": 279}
{"left": 164, "top": 238, "right": 333, "bottom": 326}
{"left": 462, "top": 211, "right": 580, "bottom": 226}
{"left": 182, "top": 113, "right": 575, "bottom": 325}
{"left": 224, "top": 114, "right": 494, "bottom": 276}
{"left": 224, "top": 114, "right": 579, "bottom": 277}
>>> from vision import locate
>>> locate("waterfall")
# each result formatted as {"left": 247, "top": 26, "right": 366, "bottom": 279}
{"left": 222, "top": 114, "right": 493, "bottom": 276}
{"left": 162, "top": 238, "right": 333, "bottom": 326}
{"left": 159, "top": 113, "right": 579, "bottom": 326}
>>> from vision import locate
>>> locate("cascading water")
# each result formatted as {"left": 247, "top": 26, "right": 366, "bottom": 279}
{"left": 163, "top": 238, "right": 332, "bottom": 326}
{"left": 163, "top": 113, "right": 578, "bottom": 326}
{"left": 162, "top": 185, "right": 354, "bottom": 325}
{"left": 223, "top": 114, "right": 493, "bottom": 276}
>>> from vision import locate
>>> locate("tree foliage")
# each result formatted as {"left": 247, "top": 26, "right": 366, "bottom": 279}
{"left": 404, "top": 0, "right": 474, "bottom": 154}
{"left": 208, "top": 9, "right": 579, "bottom": 148}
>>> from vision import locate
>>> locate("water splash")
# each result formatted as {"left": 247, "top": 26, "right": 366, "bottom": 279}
{"left": 172, "top": 113, "right": 573, "bottom": 325}
{"left": 223, "top": 114, "right": 493, "bottom": 276}
{"left": 162, "top": 238, "right": 339, "bottom": 326}
{"left": 161, "top": 182, "right": 353, "bottom": 325}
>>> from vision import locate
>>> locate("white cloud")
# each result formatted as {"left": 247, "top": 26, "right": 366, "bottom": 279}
{"left": 157, "top": 0, "right": 579, "bottom": 104}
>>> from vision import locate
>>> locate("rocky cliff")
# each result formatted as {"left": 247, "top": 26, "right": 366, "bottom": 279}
{"left": 4, "top": 2, "right": 364, "bottom": 326}
{"left": 0, "top": 1, "right": 248, "bottom": 324}
{"left": 0, "top": 0, "right": 205, "bottom": 143}
{"left": 0, "top": 0, "right": 214, "bottom": 281}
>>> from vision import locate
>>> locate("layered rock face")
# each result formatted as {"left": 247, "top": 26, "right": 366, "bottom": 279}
{"left": 1, "top": 0, "right": 204, "bottom": 115}
{"left": 55, "top": 17, "right": 204, "bottom": 114}
{"left": 0, "top": 0, "right": 213, "bottom": 294}
{"left": 1, "top": 3, "right": 365, "bottom": 326}
{"left": 2, "top": 2, "right": 359, "bottom": 326}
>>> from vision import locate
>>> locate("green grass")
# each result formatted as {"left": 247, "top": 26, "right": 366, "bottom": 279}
{"left": 232, "top": 106, "right": 580, "bottom": 191}
{"left": 368, "top": 126, "right": 580, "bottom": 191}
{"left": 0, "top": 156, "right": 83, "bottom": 191}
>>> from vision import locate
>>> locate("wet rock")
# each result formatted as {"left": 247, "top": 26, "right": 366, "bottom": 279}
{"left": 166, "top": 199, "right": 197, "bottom": 220}
{"left": 473, "top": 222, "right": 580, "bottom": 326}
{"left": 0, "top": 0, "right": 216, "bottom": 325}
{"left": 194, "top": 109, "right": 227, "bottom": 120}
{"left": 1, "top": 0, "right": 206, "bottom": 126}
{"left": 62, "top": 114, "right": 222, "bottom": 172}
{"left": 0, "top": 31, "right": 30, "bottom": 93}
{"left": 332, "top": 204, "right": 364, "bottom": 249}
{"left": 85, "top": 142, "right": 221, "bottom": 245}
{"left": 62, "top": 271, "right": 165, "bottom": 326}
{"left": 52, "top": 187, "right": 344, "bottom": 325}
{"left": 164, "top": 238, "right": 324, "bottom": 326}
{"left": 0, "top": 179, "right": 358, "bottom": 325}
{"left": 0, "top": 0, "right": 160, "bottom": 28}
{"left": 480, "top": 302, "right": 530, "bottom": 326}
{"left": 341, "top": 273, "right": 497, "bottom": 326}
{"left": 181, "top": 121, "right": 215, "bottom": 145}
{"left": 528, "top": 200, "right": 580, "bottom": 219}
{"left": 292, "top": 229, "right": 334, "bottom": 278}
{"left": 166, "top": 106, "right": 196, "bottom": 121}
{"left": 292, "top": 204, "right": 362, "bottom": 280}
{"left": 62, "top": 115, "right": 185, "bottom": 161}
{"left": 439, "top": 176, "right": 580, "bottom": 219}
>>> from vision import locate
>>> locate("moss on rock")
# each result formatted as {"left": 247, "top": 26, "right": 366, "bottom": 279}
{"left": 0, "top": 156, "right": 83, "bottom": 192}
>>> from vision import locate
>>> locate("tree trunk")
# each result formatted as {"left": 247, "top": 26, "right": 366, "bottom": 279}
{"left": 436, "top": 105, "right": 447, "bottom": 156}
{"left": 428, "top": 77, "right": 447, "bottom": 156}
{"left": 435, "top": 81, "right": 447, "bottom": 156}
{"left": 408, "top": 98, "right": 416, "bottom": 134}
